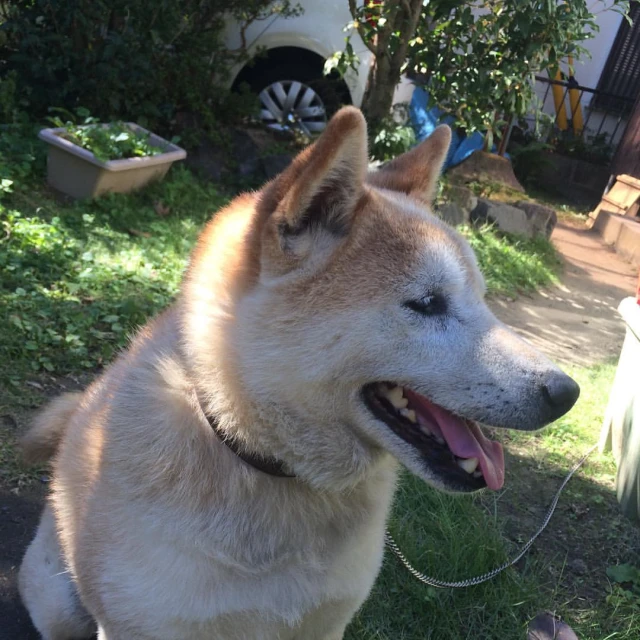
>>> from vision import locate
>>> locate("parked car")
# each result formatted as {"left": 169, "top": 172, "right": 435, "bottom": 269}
{"left": 224, "top": 0, "right": 414, "bottom": 134}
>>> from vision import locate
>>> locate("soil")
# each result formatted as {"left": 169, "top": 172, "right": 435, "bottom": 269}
{"left": 1, "top": 221, "right": 638, "bottom": 638}
{"left": 490, "top": 220, "right": 638, "bottom": 366}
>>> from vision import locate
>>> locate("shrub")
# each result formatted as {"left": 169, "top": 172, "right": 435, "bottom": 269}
{"left": 0, "top": 1, "right": 298, "bottom": 137}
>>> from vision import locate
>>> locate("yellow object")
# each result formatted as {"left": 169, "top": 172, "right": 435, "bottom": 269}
{"left": 550, "top": 69, "right": 568, "bottom": 131}
{"left": 567, "top": 56, "right": 584, "bottom": 136}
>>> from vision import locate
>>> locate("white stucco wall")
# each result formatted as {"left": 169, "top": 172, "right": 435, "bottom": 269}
{"left": 567, "top": 1, "right": 624, "bottom": 91}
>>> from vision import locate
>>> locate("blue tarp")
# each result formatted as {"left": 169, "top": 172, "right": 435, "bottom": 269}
{"left": 409, "top": 87, "right": 487, "bottom": 169}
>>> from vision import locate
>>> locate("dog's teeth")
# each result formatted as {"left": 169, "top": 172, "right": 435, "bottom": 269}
{"left": 434, "top": 435, "right": 445, "bottom": 445}
{"left": 457, "top": 457, "right": 479, "bottom": 474}
{"left": 473, "top": 470, "right": 483, "bottom": 478}
{"left": 398, "top": 408, "right": 417, "bottom": 423}
{"left": 418, "top": 421, "right": 431, "bottom": 435}
{"left": 386, "top": 386, "right": 408, "bottom": 409}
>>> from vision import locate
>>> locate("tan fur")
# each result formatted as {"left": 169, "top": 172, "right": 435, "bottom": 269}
{"left": 19, "top": 107, "right": 576, "bottom": 639}
{"left": 21, "top": 393, "right": 83, "bottom": 464}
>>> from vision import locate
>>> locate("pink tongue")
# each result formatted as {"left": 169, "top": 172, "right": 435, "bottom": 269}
{"left": 404, "top": 390, "right": 505, "bottom": 490}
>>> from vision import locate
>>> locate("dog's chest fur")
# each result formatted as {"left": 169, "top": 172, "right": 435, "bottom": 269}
{"left": 81, "top": 466, "right": 395, "bottom": 638}
{"left": 52, "top": 312, "right": 398, "bottom": 638}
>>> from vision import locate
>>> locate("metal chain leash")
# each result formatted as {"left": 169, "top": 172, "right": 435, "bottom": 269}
{"left": 385, "top": 444, "right": 598, "bottom": 588}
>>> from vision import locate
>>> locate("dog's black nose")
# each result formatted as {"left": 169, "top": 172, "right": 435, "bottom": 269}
{"left": 542, "top": 373, "right": 580, "bottom": 418}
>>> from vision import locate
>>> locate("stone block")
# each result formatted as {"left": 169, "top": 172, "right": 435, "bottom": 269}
{"left": 436, "top": 202, "right": 469, "bottom": 226}
{"left": 471, "top": 198, "right": 533, "bottom": 238}
{"left": 515, "top": 201, "right": 558, "bottom": 238}
{"left": 447, "top": 185, "right": 478, "bottom": 214}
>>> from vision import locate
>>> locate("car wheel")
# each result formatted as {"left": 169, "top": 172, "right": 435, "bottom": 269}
{"left": 246, "top": 64, "right": 350, "bottom": 135}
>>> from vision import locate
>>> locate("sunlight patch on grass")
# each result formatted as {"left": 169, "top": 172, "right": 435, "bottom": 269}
{"left": 460, "top": 224, "right": 561, "bottom": 297}
{"left": 509, "top": 362, "right": 618, "bottom": 485}
{"left": 0, "top": 167, "right": 228, "bottom": 382}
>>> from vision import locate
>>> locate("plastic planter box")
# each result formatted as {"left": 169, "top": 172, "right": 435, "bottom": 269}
{"left": 599, "top": 296, "right": 640, "bottom": 523}
{"left": 38, "top": 123, "right": 187, "bottom": 199}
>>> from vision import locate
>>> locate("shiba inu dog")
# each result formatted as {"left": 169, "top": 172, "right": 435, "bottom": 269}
{"left": 18, "top": 107, "right": 579, "bottom": 640}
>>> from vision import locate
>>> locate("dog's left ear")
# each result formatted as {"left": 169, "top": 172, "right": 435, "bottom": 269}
{"left": 260, "top": 107, "right": 367, "bottom": 273}
{"left": 368, "top": 125, "right": 452, "bottom": 204}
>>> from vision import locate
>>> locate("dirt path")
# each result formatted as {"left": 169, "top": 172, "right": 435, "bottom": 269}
{"left": 491, "top": 221, "right": 638, "bottom": 366}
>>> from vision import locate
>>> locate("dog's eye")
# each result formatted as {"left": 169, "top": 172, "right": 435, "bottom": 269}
{"left": 403, "top": 294, "right": 447, "bottom": 316}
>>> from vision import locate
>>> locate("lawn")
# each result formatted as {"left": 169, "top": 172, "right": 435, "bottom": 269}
{"left": 0, "top": 167, "right": 227, "bottom": 387}
{"left": 1, "top": 164, "right": 637, "bottom": 639}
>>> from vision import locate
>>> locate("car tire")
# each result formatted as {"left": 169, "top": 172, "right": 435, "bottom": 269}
{"left": 243, "top": 63, "right": 351, "bottom": 135}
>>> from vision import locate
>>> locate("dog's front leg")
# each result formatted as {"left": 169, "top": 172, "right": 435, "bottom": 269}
{"left": 293, "top": 596, "right": 366, "bottom": 640}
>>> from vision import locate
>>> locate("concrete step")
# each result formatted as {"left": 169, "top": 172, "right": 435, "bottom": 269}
{"left": 591, "top": 209, "right": 640, "bottom": 267}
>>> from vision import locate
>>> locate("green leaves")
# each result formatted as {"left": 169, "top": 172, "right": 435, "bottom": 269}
{"left": 1, "top": 0, "right": 299, "bottom": 135}
{"left": 47, "top": 108, "right": 164, "bottom": 162}
{"left": 404, "top": 0, "right": 629, "bottom": 144}
{"left": 607, "top": 564, "right": 640, "bottom": 587}
{"left": 370, "top": 104, "right": 417, "bottom": 161}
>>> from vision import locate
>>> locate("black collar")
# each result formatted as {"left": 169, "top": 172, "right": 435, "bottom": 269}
{"left": 199, "top": 401, "right": 296, "bottom": 479}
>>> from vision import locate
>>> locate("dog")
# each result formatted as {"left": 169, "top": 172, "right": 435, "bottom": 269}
{"left": 18, "top": 107, "right": 580, "bottom": 640}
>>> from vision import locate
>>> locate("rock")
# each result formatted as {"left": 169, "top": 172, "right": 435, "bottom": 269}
{"left": 185, "top": 127, "right": 263, "bottom": 182}
{"left": 230, "top": 129, "right": 261, "bottom": 177}
{"left": 434, "top": 185, "right": 477, "bottom": 226}
{"left": 516, "top": 201, "right": 558, "bottom": 238}
{"left": 262, "top": 153, "right": 293, "bottom": 179}
{"left": 527, "top": 613, "right": 578, "bottom": 640}
{"left": 471, "top": 198, "right": 533, "bottom": 238}
{"left": 448, "top": 185, "right": 478, "bottom": 214}
{"left": 185, "top": 137, "right": 225, "bottom": 182}
{"left": 436, "top": 202, "right": 469, "bottom": 226}
{"left": 447, "top": 150, "right": 525, "bottom": 193}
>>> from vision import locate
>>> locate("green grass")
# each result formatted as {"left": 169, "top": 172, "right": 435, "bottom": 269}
{"left": 347, "top": 474, "right": 545, "bottom": 640}
{"left": 461, "top": 224, "right": 561, "bottom": 297}
{"left": 0, "top": 167, "right": 228, "bottom": 385}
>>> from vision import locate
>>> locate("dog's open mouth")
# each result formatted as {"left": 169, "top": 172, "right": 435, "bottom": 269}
{"left": 362, "top": 383, "right": 505, "bottom": 491}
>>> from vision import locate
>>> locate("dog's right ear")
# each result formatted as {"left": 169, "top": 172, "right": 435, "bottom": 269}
{"left": 259, "top": 107, "right": 368, "bottom": 276}
{"left": 367, "top": 125, "right": 451, "bottom": 205}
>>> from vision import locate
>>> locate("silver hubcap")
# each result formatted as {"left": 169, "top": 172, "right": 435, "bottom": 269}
{"left": 259, "top": 80, "right": 327, "bottom": 135}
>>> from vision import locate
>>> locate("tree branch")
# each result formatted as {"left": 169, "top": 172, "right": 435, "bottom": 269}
{"left": 390, "top": 0, "right": 422, "bottom": 73}
{"left": 349, "top": 0, "right": 377, "bottom": 54}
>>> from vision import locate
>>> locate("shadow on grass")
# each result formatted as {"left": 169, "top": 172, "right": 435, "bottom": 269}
{"left": 348, "top": 446, "right": 640, "bottom": 640}
{"left": 0, "top": 487, "right": 47, "bottom": 640}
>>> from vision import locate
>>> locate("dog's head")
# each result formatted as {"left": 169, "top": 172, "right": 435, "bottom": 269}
{"left": 195, "top": 107, "right": 579, "bottom": 492}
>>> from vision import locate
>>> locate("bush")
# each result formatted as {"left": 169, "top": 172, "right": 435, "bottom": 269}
{"left": 0, "top": 75, "right": 46, "bottom": 200}
{"left": 0, "top": 1, "right": 297, "bottom": 137}
{"left": 370, "top": 105, "right": 416, "bottom": 162}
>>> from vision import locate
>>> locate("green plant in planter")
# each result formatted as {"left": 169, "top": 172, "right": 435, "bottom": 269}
{"left": 47, "top": 107, "right": 168, "bottom": 162}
